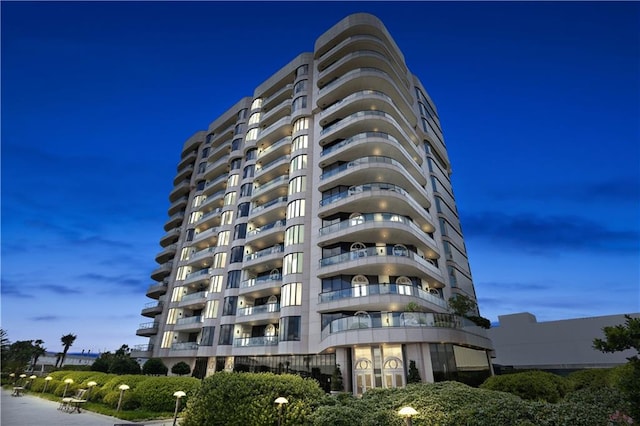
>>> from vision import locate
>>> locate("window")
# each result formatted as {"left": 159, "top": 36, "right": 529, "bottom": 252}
{"left": 290, "top": 154, "right": 307, "bottom": 172}
{"left": 292, "top": 96, "right": 307, "bottom": 111}
{"left": 234, "top": 223, "right": 247, "bottom": 240}
{"left": 234, "top": 124, "right": 244, "bottom": 135}
{"left": 246, "top": 128, "right": 259, "bottom": 141}
{"left": 161, "top": 332, "right": 175, "bottom": 349}
{"left": 201, "top": 147, "right": 210, "bottom": 158}
{"left": 192, "top": 195, "right": 205, "bottom": 207}
{"left": 281, "top": 283, "right": 302, "bottom": 306}
{"left": 227, "top": 270, "right": 241, "bottom": 288}
{"left": 227, "top": 174, "right": 239, "bottom": 187}
{"left": 285, "top": 225, "right": 304, "bottom": 246}
{"left": 240, "top": 183, "right": 253, "bottom": 197}
{"left": 217, "top": 230, "right": 230, "bottom": 246}
{"left": 224, "top": 192, "right": 237, "bottom": 206}
{"left": 218, "top": 325, "right": 234, "bottom": 345}
{"left": 237, "top": 202, "right": 250, "bottom": 217}
{"left": 229, "top": 246, "right": 244, "bottom": 263}
{"left": 293, "top": 79, "right": 307, "bottom": 94}
{"left": 200, "top": 326, "right": 215, "bottom": 346}
{"left": 209, "top": 275, "right": 223, "bottom": 292}
{"left": 230, "top": 158, "right": 242, "bottom": 170}
{"left": 243, "top": 165, "right": 255, "bottom": 179}
{"left": 251, "top": 98, "right": 263, "bottom": 110}
{"left": 288, "top": 176, "right": 306, "bottom": 194}
{"left": 212, "top": 252, "right": 227, "bottom": 268}
{"left": 223, "top": 296, "right": 237, "bottom": 316}
{"left": 245, "top": 148, "right": 257, "bottom": 161}
{"left": 237, "top": 108, "right": 248, "bottom": 120}
{"left": 248, "top": 112, "right": 261, "bottom": 125}
{"left": 283, "top": 252, "right": 303, "bottom": 275}
{"left": 176, "top": 266, "right": 190, "bottom": 281}
{"left": 185, "top": 229, "right": 195, "bottom": 242}
{"left": 291, "top": 135, "right": 308, "bottom": 152}
{"left": 198, "top": 162, "right": 207, "bottom": 173}
{"left": 221, "top": 210, "right": 234, "bottom": 225}
{"left": 180, "top": 247, "right": 190, "bottom": 261}
{"left": 286, "top": 199, "right": 305, "bottom": 219}
{"left": 279, "top": 316, "right": 301, "bottom": 341}
{"left": 231, "top": 138, "right": 242, "bottom": 151}
{"left": 204, "top": 301, "right": 219, "bottom": 319}
{"left": 296, "top": 64, "right": 309, "bottom": 77}
{"left": 206, "top": 133, "right": 215, "bottom": 144}
{"left": 189, "top": 212, "right": 201, "bottom": 224}
{"left": 293, "top": 117, "right": 309, "bottom": 132}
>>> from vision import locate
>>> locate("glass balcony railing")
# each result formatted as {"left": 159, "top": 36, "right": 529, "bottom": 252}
{"left": 240, "top": 274, "right": 281, "bottom": 289}
{"left": 171, "top": 342, "right": 199, "bottom": 351}
{"left": 258, "top": 137, "right": 291, "bottom": 159}
{"left": 176, "top": 316, "right": 202, "bottom": 325}
{"left": 319, "top": 182, "right": 427, "bottom": 216}
{"left": 319, "top": 283, "right": 446, "bottom": 308}
{"left": 256, "top": 155, "right": 290, "bottom": 174}
{"left": 237, "top": 303, "right": 280, "bottom": 316}
{"left": 185, "top": 268, "right": 211, "bottom": 280}
{"left": 321, "top": 312, "right": 465, "bottom": 339}
{"left": 253, "top": 175, "right": 289, "bottom": 196}
{"left": 138, "top": 321, "right": 158, "bottom": 330}
{"left": 320, "top": 132, "right": 396, "bottom": 157}
{"left": 321, "top": 156, "right": 402, "bottom": 180}
{"left": 250, "top": 197, "right": 287, "bottom": 215}
{"left": 244, "top": 245, "right": 284, "bottom": 262}
{"left": 233, "top": 336, "right": 279, "bottom": 347}
{"left": 320, "top": 110, "right": 391, "bottom": 136}
{"left": 320, "top": 90, "right": 392, "bottom": 117}
{"left": 319, "top": 245, "right": 439, "bottom": 272}
{"left": 247, "top": 219, "right": 286, "bottom": 237}
{"left": 319, "top": 212, "right": 432, "bottom": 240}
{"left": 181, "top": 291, "right": 207, "bottom": 302}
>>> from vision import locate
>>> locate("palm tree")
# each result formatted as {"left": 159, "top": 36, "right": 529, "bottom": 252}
{"left": 59, "top": 333, "right": 76, "bottom": 367}
{"left": 30, "top": 339, "right": 46, "bottom": 371}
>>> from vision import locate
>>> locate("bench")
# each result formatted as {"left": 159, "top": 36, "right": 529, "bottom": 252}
{"left": 11, "top": 387, "right": 25, "bottom": 397}
{"left": 59, "top": 389, "right": 87, "bottom": 413}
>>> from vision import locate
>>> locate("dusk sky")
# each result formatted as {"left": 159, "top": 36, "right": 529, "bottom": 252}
{"left": 2, "top": 2, "right": 638, "bottom": 354}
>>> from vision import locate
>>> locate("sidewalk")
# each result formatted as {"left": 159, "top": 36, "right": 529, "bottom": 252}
{"left": 1, "top": 388, "right": 175, "bottom": 426}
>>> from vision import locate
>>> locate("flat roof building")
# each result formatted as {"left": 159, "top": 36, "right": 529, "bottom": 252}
{"left": 133, "top": 13, "right": 493, "bottom": 393}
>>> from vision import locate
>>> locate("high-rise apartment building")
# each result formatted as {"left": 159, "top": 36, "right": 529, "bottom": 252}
{"left": 134, "top": 13, "right": 493, "bottom": 393}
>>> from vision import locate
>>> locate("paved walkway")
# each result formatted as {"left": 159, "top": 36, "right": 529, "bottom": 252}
{"left": 1, "top": 388, "right": 174, "bottom": 426}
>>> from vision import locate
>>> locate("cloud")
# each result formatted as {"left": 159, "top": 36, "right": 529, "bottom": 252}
{"left": 77, "top": 272, "right": 147, "bottom": 292}
{"left": 0, "top": 277, "right": 35, "bottom": 299}
{"left": 463, "top": 211, "right": 639, "bottom": 254}
{"left": 30, "top": 315, "right": 62, "bottom": 322}
{"left": 40, "top": 284, "right": 83, "bottom": 295}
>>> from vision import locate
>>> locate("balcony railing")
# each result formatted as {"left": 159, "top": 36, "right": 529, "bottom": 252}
{"left": 176, "top": 316, "right": 202, "bottom": 325}
{"left": 185, "top": 268, "right": 211, "bottom": 281}
{"left": 320, "top": 110, "right": 391, "bottom": 136}
{"left": 132, "top": 343, "right": 154, "bottom": 352}
{"left": 258, "top": 137, "right": 290, "bottom": 159}
{"left": 319, "top": 183, "right": 427, "bottom": 216}
{"left": 247, "top": 219, "right": 286, "bottom": 237}
{"left": 256, "top": 155, "right": 290, "bottom": 175}
{"left": 321, "top": 132, "right": 396, "bottom": 157}
{"left": 250, "top": 197, "right": 287, "bottom": 215}
{"left": 237, "top": 303, "right": 280, "bottom": 316}
{"left": 320, "top": 90, "right": 392, "bottom": 117}
{"left": 321, "top": 312, "right": 464, "bottom": 339}
{"left": 319, "top": 212, "right": 432, "bottom": 240}
{"left": 233, "top": 336, "right": 279, "bottom": 347}
{"left": 171, "top": 342, "right": 199, "bottom": 351}
{"left": 245, "top": 245, "right": 283, "bottom": 262}
{"left": 319, "top": 246, "right": 439, "bottom": 271}
{"left": 320, "top": 156, "right": 402, "bottom": 180}
{"left": 240, "top": 274, "right": 281, "bottom": 289}
{"left": 138, "top": 321, "right": 158, "bottom": 330}
{"left": 253, "top": 175, "right": 289, "bottom": 196}
{"left": 319, "top": 283, "right": 446, "bottom": 308}
{"left": 181, "top": 291, "right": 207, "bottom": 302}
{"left": 189, "top": 247, "right": 216, "bottom": 262}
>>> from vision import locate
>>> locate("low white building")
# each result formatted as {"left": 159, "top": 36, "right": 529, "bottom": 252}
{"left": 31, "top": 351, "right": 99, "bottom": 373}
{"left": 487, "top": 312, "right": 639, "bottom": 373}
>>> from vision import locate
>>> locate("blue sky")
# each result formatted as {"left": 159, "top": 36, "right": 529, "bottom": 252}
{"left": 2, "top": 2, "right": 638, "bottom": 354}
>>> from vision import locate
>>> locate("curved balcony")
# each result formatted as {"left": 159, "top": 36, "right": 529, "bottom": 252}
{"left": 249, "top": 196, "right": 287, "bottom": 221}
{"left": 243, "top": 245, "right": 284, "bottom": 272}
{"left": 239, "top": 274, "right": 282, "bottom": 297}
{"left": 255, "top": 155, "right": 290, "bottom": 184}
{"left": 203, "top": 174, "right": 227, "bottom": 196}
{"left": 171, "top": 341, "right": 199, "bottom": 351}
{"left": 257, "top": 116, "right": 291, "bottom": 146}
{"left": 169, "top": 180, "right": 191, "bottom": 203}
{"left": 173, "top": 164, "right": 194, "bottom": 185}
{"left": 199, "top": 190, "right": 225, "bottom": 212}
{"left": 163, "top": 212, "right": 185, "bottom": 231}
{"left": 159, "top": 228, "right": 181, "bottom": 247}
{"left": 183, "top": 268, "right": 212, "bottom": 286}
{"left": 318, "top": 213, "right": 437, "bottom": 255}
{"left": 318, "top": 283, "right": 447, "bottom": 311}
{"left": 146, "top": 280, "right": 168, "bottom": 298}
{"left": 141, "top": 301, "right": 164, "bottom": 317}
{"left": 150, "top": 262, "right": 173, "bottom": 281}
{"left": 192, "top": 226, "right": 219, "bottom": 246}
{"left": 155, "top": 243, "right": 177, "bottom": 264}
{"left": 195, "top": 207, "right": 222, "bottom": 228}
{"left": 257, "top": 137, "right": 291, "bottom": 168}
{"left": 235, "top": 303, "right": 281, "bottom": 324}
{"left": 177, "top": 150, "right": 197, "bottom": 170}
{"left": 252, "top": 175, "right": 289, "bottom": 201}
{"left": 321, "top": 312, "right": 465, "bottom": 340}
{"left": 136, "top": 321, "right": 159, "bottom": 337}
{"left": 318, "top": 182, "right": 431, "bottom": 225}
{"left": 246, "top": 219, "right": 286, "bottom": 249}
{"left": 168, "top": 196, "right": 188, "bottom": 216}
{"left": 318, "top": 157, "right": 429, "bottom": 203}
{"left": 203, "top": 155, "right": 230, "bottom": 180}
{"left": 261, "top": 98, "right": 292, "bottom": 128}
{"left": 320, "top": 131, "right": 424, "bottom": 183}
{"left": 262, "top": 83, "right": 292, "bottom": 109}
{"left": 130, "top": 343, "right": 154, "bottom": 358}
{"left": 318, "top": 245, "right": 443, "bottom": 284}
{"left": 178, "top": 291, "right": 207, "bottom": 309}
{"left": 174, "top": 315, "right": 203, "bottom": 331}
{"left": 186, "top": 247, "right": 216, "bottom": 268}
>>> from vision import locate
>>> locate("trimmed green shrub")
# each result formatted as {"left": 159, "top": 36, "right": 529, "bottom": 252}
{"left": 133, "top": 376, "right": 200, "bottom": 412}
{"left": 480, "top": 371, "right": 570, "bottom": 402}
{"left": 171, "top": 361, "right": 191, "bottom": 376}
{"left": 142, "top": 358, "right": 168, "bottom": 376}
{"left": 103, "top": 388, "right": 140, "bottom": 410}
{"left": 181, "top": 372, "right": 325, "bottom": 426}
{"left": 567, "top": 368, "right": 612, "bottom": 390}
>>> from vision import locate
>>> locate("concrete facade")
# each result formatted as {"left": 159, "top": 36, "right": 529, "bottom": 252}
{"left": 488, "top": 312, "right": 639, "bottom": 372}
{"left": 133, "top": 13, "right": 492, "bottom": 393}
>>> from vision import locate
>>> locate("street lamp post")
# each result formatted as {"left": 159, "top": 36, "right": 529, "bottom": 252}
{"left": 86, "top": 381, "right": 97, "bottom": 400}
{"left": 275, "top": 397, "right": 289, "bottom": 426}
{"left": 116, "top": 384, "right": 130, "bottom": 412}
{"left": 398, "top": 406, "right": 418, "bottom": 426}
{"left": 28, "top": 375, "right": 37, "bottom": 389}
{"left": 42, "top": 376, "right": 53, "bottom": 394}
{"left": 62, "top": 378, "right": 74, "bottom": 398}
{"left": 19, "top": 374, "right": 27, "bottom": 386}
{"left": 172, "top": 391, "right": 186, "bottom": 426}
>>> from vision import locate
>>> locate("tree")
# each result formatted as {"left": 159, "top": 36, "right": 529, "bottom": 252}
{"left": 58, "top": 333, "right": 76, "bottom": 367}
{"left": 331, "top": 364, "right": 344, "bottom": 392}
{"left": 594, "top": 315, "right": 640, "bottom": 420}
{"left": 172, "top": 361, "right": 191, "bottom": 376}
{"left": 4, "top": 340, "right": 41, "bottom": 375}
{"left": 407, "top": 360, "right": 422, "bottom": 384}
{"left": 30, "top": 340, "right": 46, "bottom": 371}
{"left": 142, "top": 358, "right": 168, "bottom": 375}
{"left": 1, "top": 329, "right": 10, "bottom": 367}
{"left": 90, "top": 344, "right": 141, "bottom": 375}
{"left": 448, "top": 294, "right": 491, "bottom": 329}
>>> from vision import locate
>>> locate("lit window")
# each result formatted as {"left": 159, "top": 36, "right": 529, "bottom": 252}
{"left": 283, "top": 252, "right": 303, "bottom": 274}
{"left": 209, "top": 275, "right": 223, "bottom": 292}
{"left": 251, "top": 98, "right": 263, "bottom": 110}
{"left": 281, "top": 283, "right": 302, "bottom": 306}
{"left": 293, "top": 117, "right": 309, "bottom": 132}
{"left": 161, "top": 332, "right": 174, "bottom": 348}
{"left": 290, "top": 154, "right": 307, "bottom": 172}
{"left": 224, "top": 191, "right": 237, "bottom": 206}
{"left": 192, "top": 195, "right": 206, "bottom": 207}
{"left": 217, "top": 231, "right": 230, "bottom": 247}
{"left": 285, "top": 225, "right": 304, "bottom": 246}
{"left": 286, "top": 199, "right": 305, "bottom": 219}
{"left": 248, "top": 112, "right": 261, "bottom": 125}
{"left": 227, "top": 174, "right": 239, "bottom": 187}
{"left": 246, "top": 128, "right": 259, "bottom": 141}
{"left": 221, "top": 210, "right": 234, "bottom": 225}
{"left": 288, "top": 176, "right": 306, "bottom": 194}
{"left": 204, "top": 300, "right": 219, "bottom": 319}
{"left": 291, "top": 135, "right": 308, "bottom": 152}
{"left": 212, "top": 252, "right": 227, "bottom": 269}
